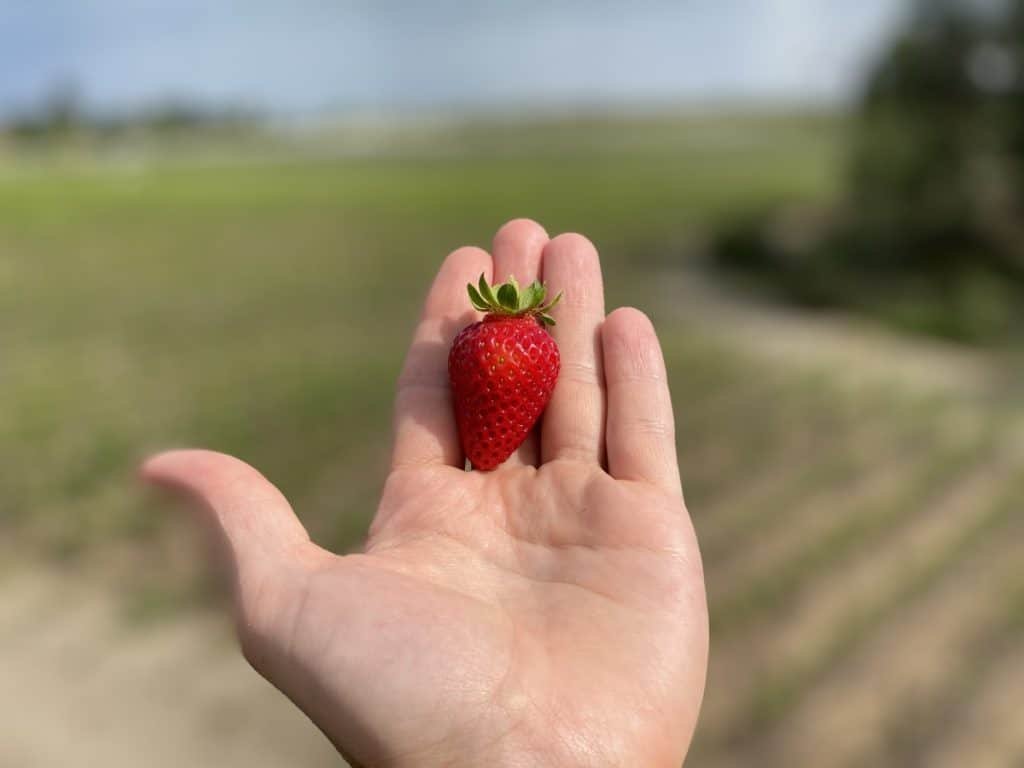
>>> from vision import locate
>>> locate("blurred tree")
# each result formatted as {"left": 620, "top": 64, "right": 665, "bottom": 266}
{"left": 713, "top": 0, "right": 1024, "bottom": 341}
{"left": 848, "top": 2, "right": 980, "bottom": 273}
{"left": 1004, "top": 0, "right": 1024, "bottom": 209}
{"left": 843, "top": 0, "right": 1024, "bottom": 338}
{"left": 9, "top": 79, "right": 83, "bottom": 139}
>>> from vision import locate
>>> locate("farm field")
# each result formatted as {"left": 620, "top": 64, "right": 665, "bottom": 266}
{"left": 1, "top": 113, "right": 1021, "bottom": 766}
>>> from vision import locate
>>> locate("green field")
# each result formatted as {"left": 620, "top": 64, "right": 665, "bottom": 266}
{"left": 3, "top": 113, "right": 1022, "bottom": 767}
{"left": 0, "top": 113, "right": 839, "bottom": 556}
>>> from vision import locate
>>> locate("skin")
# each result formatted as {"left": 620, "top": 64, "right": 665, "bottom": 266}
{"left": 142, "top": 219, "right": 709, "bottom": 768}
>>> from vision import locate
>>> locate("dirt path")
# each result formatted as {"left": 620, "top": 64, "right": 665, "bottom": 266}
{"left": 924, "top": 642, "right": 1024, "bottom": 768}
{"left": 655, "top": 268, "right": 999, "bottom": 399}
{"left": 0, "top": 567, "right": 340, "bottom": 768}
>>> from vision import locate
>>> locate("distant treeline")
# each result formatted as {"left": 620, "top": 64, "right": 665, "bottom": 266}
{"left": 3, "top": 83, "right": 258, "bottom": 140}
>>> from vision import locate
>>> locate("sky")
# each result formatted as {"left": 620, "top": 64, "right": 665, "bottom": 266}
{"left": 0, "top": 0, "right": 909, "bottom": 119}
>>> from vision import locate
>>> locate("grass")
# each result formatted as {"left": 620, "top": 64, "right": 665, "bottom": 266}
{"left": 0, "top": 112, "right": 841, "bottom": 556}
{"left": 6, "top": 112, "right": 1024, "bottom": 767}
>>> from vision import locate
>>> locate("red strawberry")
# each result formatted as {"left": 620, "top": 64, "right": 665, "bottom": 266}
{"left": 448, "top": 274, "right": 562, "bottom": 470}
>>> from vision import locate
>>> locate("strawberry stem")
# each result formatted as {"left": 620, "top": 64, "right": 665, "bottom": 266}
{"left": 467, "top": 273, "right": 563, "bottom": 326}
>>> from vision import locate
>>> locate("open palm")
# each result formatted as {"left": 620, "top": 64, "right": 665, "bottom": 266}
{"left": 144, "top": 220, "right": 708, "bottom": 767}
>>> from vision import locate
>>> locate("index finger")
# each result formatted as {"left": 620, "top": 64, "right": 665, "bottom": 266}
{"left": 391, "top": 246, "right": 492, "bottom": 469}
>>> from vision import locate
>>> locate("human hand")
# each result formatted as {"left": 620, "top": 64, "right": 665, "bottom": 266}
{"left": 143, "top": 219, "right": 708, "bottom": 767}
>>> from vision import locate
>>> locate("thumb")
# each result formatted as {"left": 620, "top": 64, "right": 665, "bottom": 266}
{"left": 141, "top": 449, "right": 314, "bottom": 584}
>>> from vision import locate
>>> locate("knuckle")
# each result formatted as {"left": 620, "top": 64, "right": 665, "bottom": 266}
{"left": 557, "top": 359, "right": 602, "bottom": 386}
{"left": 631, "top": 415, "right": 675, "bottom": 441}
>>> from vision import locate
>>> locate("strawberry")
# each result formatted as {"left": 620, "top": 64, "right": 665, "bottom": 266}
{"left": 448, "top": 274, "right": 562, "bottom": 470}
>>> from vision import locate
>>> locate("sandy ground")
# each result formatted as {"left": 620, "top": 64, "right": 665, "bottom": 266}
{"left": 0, "top": 567, "right": 340, "bottom": 767}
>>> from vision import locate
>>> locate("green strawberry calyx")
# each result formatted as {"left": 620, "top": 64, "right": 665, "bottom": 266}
{"left": 467, "top": 273, "right": 564, "bottom": 327}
